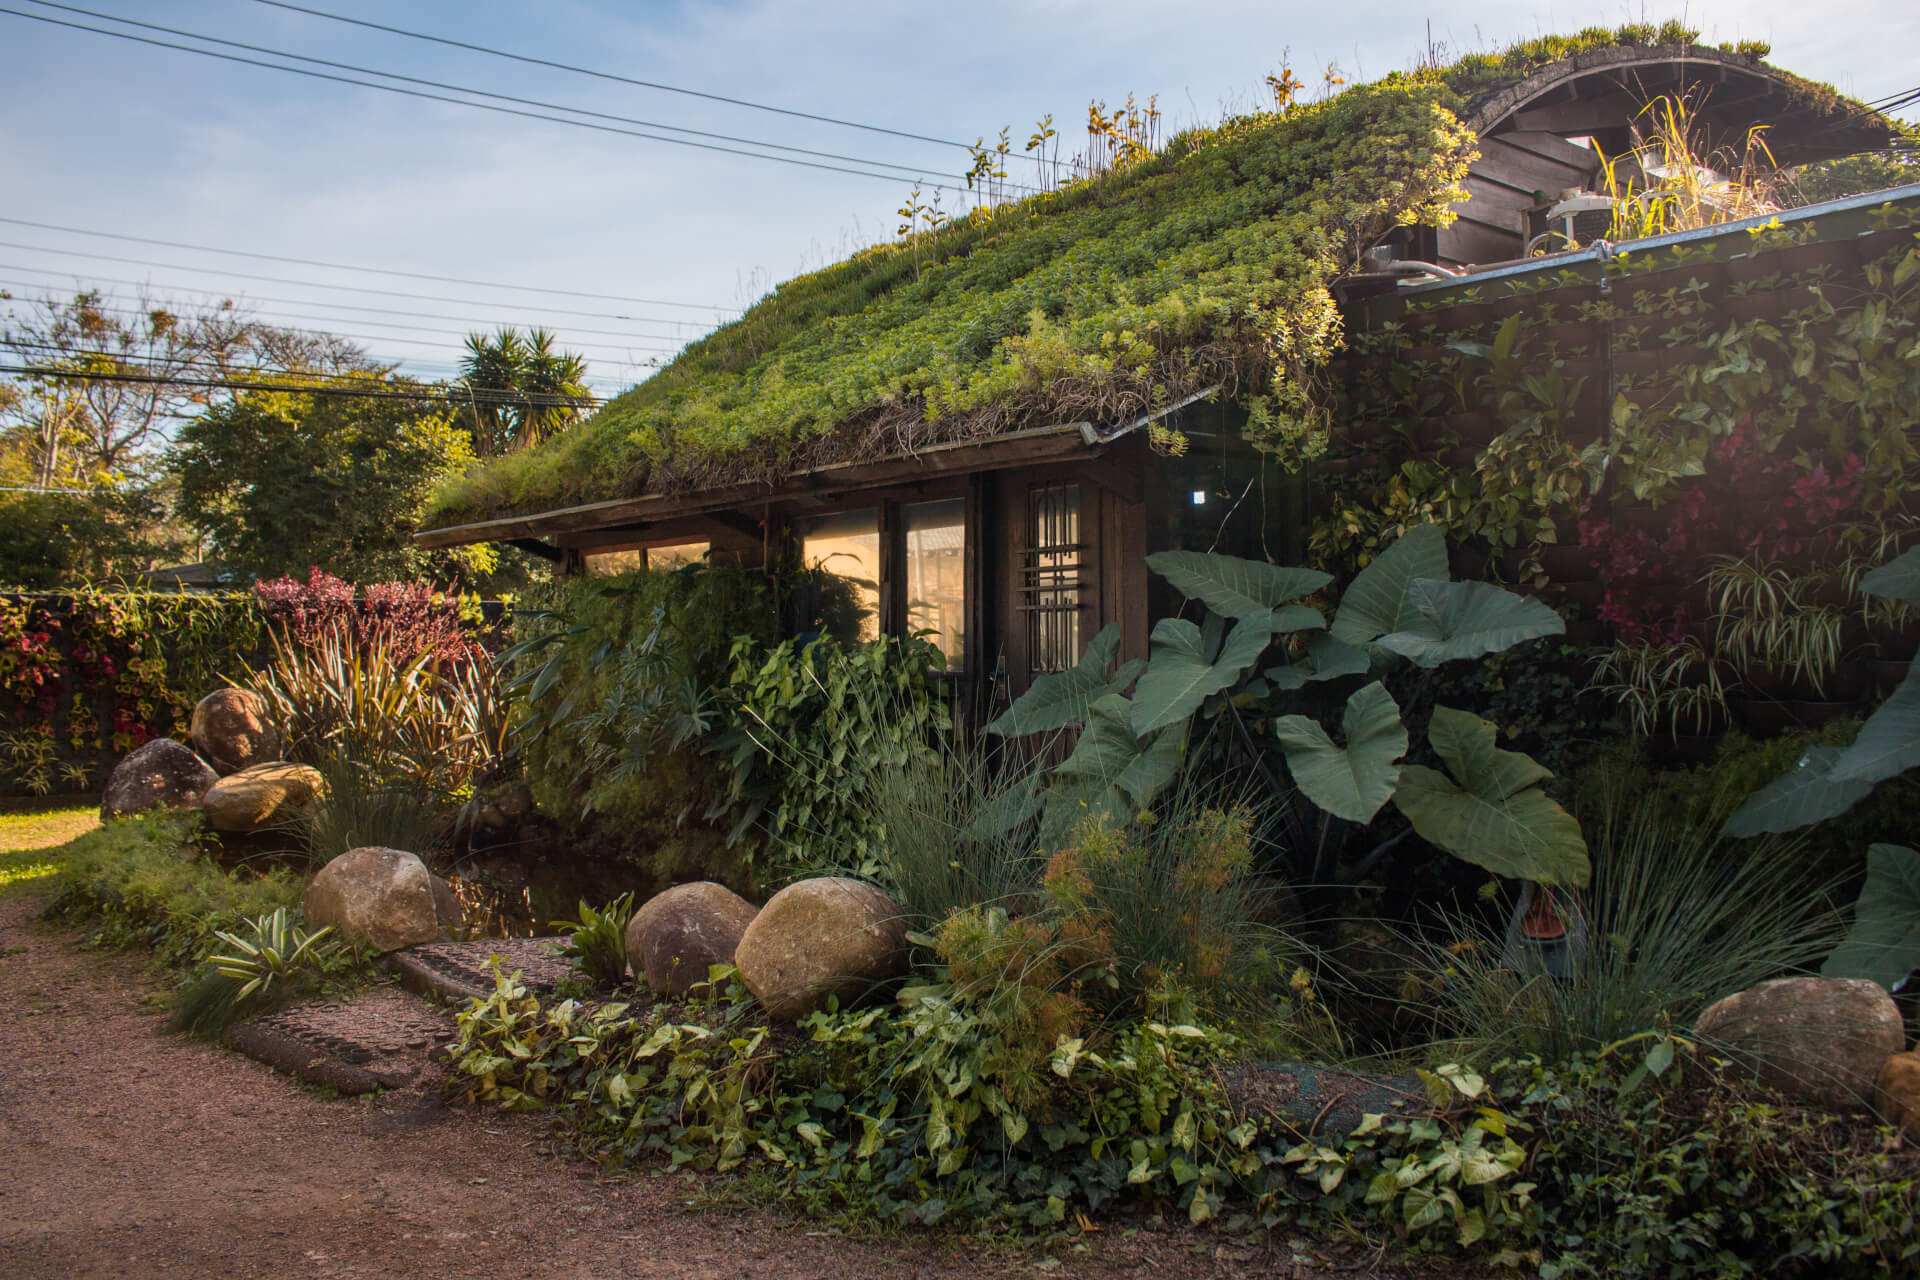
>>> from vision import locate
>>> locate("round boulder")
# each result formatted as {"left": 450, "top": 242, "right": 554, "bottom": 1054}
{"left": 200, "top": 761, "right": 324, "bottom": 834}
{"left": 733, "top": 877, "right": 907, "bottom": 1020}
{"left": 190, "top": 688, "right": 281, "bottom": 776}
{"left": 100, "top": 738, "right": 218, "bottom": 821}
{"left": 626, "top": 881, "right": 759, "bottom": 995}
{"left": 1694, "top": 975, "right": 1905, "bottom": 1113}
{"left": 304, "top": 846, "right": 458, "bottom": 953}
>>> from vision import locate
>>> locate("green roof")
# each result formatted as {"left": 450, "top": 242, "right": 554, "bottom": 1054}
{"left": 422, "top": 25, "right": 1874, "bottom": 532}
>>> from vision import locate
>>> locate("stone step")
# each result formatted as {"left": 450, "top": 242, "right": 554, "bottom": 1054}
{"left": 385, "top": 935, "right": 575, "bottom": 1005}
{"left": 224, "top": 986, "right": 454, "bottom": 1095}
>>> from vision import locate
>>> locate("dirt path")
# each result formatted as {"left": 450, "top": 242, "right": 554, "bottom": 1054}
{"left": 0, "top": 895, "right": 1404, "bottom": 1280}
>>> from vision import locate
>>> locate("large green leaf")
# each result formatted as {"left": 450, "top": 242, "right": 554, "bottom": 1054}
{"left": 1721, "top": 746, "right": 1877, "bottom": 837}
{"left": 1267, "top": 632, "right": 1373, "bottom": 691}
{"left": 1146, "top": 550, "right": 1331, "bottom": 619}
{"left": 1130, "top": 613, "right": 1282, "bottom": 735}
{"left": 1374, "top": 580, "right": 1565, "bottom": 668}
{"left": 1829, "top": 660, "right": 1920, "bottom": 785}
{"left": 1272, "top": 680, "right": 1408, "bottom": 824}
{"left": 1860, "top": 547, "right": 1920, "bottom": 609}
{"left": 1329, "top": 524, "right": 1449, "bottom": 645}
{"left": 1822, "top": 844, "right": 1920, "bottom": 990}
{"left": 986, "top": 623, "right": 1142, "bottom": 737}
{"left": 1038, "top": 694, "right": 1185, "bottom": 848}
{"left": 1391, "top": 707, "right": 1590, "bottom": 887}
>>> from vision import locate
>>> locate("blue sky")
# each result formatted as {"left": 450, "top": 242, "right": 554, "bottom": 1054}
{"left": 3, "top": 0, "right": 1916, "bottom": 396}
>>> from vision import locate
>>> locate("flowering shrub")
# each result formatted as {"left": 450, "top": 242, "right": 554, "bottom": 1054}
{"left": 1579, "top": 417, "right": 1865, "bottom": 640}
{"left": 253, "top": 568, "right": 480, "bottom": 663}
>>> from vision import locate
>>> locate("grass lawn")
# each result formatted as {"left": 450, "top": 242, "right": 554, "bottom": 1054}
{"left": 0, "top": 798, "right": 99, "bottom": 898}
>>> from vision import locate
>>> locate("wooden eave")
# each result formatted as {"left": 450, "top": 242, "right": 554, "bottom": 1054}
{"left": 414, "top": 421, "right": 1104, "bottom": 550}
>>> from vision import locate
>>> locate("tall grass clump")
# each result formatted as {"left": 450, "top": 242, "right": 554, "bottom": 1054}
{"left": 299, "top": 755, "right": 446, "bottom": 868}
{"left": 1428, "top": 788, "right": 1846, "bottom": 1063}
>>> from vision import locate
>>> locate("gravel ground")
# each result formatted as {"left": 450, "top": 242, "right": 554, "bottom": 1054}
{"left": 0, "top": 893, "right": 1441, "bottom": 1279}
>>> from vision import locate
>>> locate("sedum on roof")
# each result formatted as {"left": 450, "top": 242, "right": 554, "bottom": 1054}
{"left": 422, "top": 25, "right": 1877, "bottom": 533}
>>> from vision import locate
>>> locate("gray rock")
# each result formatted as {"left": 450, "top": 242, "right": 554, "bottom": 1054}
{"left": 304, "top": 846, "right": 458, "bottom": 953}
{"left": 733, "top": 877, "right": 906, "bottom": 1020}
{"left": 625, "top": 881, "right": 759, "bottom": 995}
{"left": 189, "top": 688, "right": 281, "bottom": 776}
{"left": 1694, "top": 975, "right": 1905, "bottom": 1112}
{"left": 100, "top": 739, "right": 218, "bottom": 821}
{"left": 200, "top": 761, "right": 324, "bottom": 833}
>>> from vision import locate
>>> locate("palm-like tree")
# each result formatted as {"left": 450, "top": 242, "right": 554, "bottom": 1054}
{"left": 455, "top": 327, "right": 592, "bottom": 456}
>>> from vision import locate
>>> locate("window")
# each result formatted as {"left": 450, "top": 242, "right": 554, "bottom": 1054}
{"left": 795, "top": 508, "right": 880, "bottom": 642}
{"left": 645, "top": 541, "right": 709, "bottom": 570}
{"left": 904, "top": 498, "right": 966, "bottom": 667}
{"left": 1023, "top": 482, "right": 1082, "bottom": 673}
{"left": 582, "top": 548, "right": 643, "bottom": 576}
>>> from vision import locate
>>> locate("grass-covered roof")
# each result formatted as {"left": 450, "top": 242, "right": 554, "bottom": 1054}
{"left": 422, "top": 25, "right": 1875, "bottom": 532}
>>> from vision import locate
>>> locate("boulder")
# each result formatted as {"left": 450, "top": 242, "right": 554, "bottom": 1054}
{"left": 733, "top": 877, "right": 906, "bottom": 1019}
{"left": 189, "top": 688, "right": 281, "bottom": 776}
{"left": 100, "top": 739, "right": 218, "bottom": 821}
{"left": 1694, "top": 976, "right": 1905, "bottom": 1112}
{"left": 626, "top": 881, "right": 759, "bottom": 995}
{"left": 200, "top": 761, "right": 324, "bottom": 834}
{"left": 304, "top": 846, "right": 459, "bottom": 953}
{"left": 1874, "top": 1050, "right": 1920, "bottom": 1137}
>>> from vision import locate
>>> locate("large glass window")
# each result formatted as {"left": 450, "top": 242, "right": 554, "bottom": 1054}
{"left": 905, "top": 499, "right": 966, "bottom": 668}
{"left": 796, "top": 508, "right": 880, "bottom": 642}
{"left": 582, "top": 547, "right": 643, "bottom": 576}
{"left": 645, "top": 541, "right": 709, "bottom": 570}
{"left": 1024, "top": 483, "right": 1082, "bottom": 673}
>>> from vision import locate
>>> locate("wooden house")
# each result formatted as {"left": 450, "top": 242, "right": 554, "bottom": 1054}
{"left": 416, "top": 37, "right": 1902, "bottom": 702}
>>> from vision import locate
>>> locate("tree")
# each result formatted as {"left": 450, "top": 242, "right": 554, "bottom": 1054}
{"left": 170, "top": 379, "right": 487, "bottom": 583}
{"left": 1, "top": 289, "right": 365, "bottom": 483}
{"left": 453, "top": 326, "right": 593, "bottom": 456}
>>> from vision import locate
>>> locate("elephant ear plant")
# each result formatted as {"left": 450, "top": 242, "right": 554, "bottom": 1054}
{"left": 1725, "top": 546, "right": 1920, "bottom": 989}
{"left": 989, "top": 523, "right": 1589, "bottom": 892}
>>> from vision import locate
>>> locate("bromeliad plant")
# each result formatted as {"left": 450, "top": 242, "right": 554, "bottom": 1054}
{"left": 989, "top": 524, "right": 1590, "bottom": 891}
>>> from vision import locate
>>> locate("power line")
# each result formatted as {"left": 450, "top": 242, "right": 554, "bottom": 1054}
{"left": 0, "top": 361, "right": 616, "bottom": 406}
{"left": 23, "top": 2, "right": 1003, "bottom": 191}
{"left": 249, "top": 0, "right": 1014, "bottom": 161}
{"left": 0, "top": 294, "right": 692, "bottom": 354}
{"left": 0, "top": 214, "right": 738, "bottom": 313}
{"left": 0, "top": 277, "right": 708, "bottom": 341}
{"left": 0, "top": 248, "right": 741, "bottom": 322}
{"left": 2, "top": 5, "right": 996, "bottom": 195}
{"left": 0, "top": 259, "right": 737, "bottom": 325}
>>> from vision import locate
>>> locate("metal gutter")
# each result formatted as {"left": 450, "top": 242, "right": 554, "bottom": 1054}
{"left": 1079, "top": 383, "right": 1224, "bottom": 445}
{"left": 1397, "top": 181, "right": 1920, "bottom": 297}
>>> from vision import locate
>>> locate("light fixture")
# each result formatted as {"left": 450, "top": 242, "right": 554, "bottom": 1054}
{"left": 1191, "top": 489, "right": 1207, "bottom": 506}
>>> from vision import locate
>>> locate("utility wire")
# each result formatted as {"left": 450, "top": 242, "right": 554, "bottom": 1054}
{"left": 0, "top": 214, "right": 738, "bottom": 312}
{"left": 0, "top": 362, "right": 615, "bottom": 406}
{"left": 248, "top": 0, "right": 1023, "bottom": 161}
{"left": 22, "top": 2, "right": 1010, "bottom": 191}
{"left": 1, "top": 340, "right": 621, "bottom": 391}
{"left": 0, "top": 272, "right": 714, "bottom": 337}
{"left": 0, "top": 259, "right": 735, "bottom": 325}
{"left": 2, "top": 5, "right": 991, "bottom": 195}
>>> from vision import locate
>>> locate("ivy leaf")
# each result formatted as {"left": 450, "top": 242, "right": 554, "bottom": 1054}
{"left": 1722, "top": 746, "right": 1875, "bottom": 837}
{"left": 1822, "top": 844, "right": 1920, "bottom": 991}
{"left": 1146, "top": 550, "right": 1330, "bottom": 619}
{"left": 1392, "top": 707, "right": 1591, "bottom": 888}
{"left": 1329, "top": 523, "right": 1449, "bottom": 645}
{"left": 1272, "top": 681, "right": 1408, "bottom": 824}
{"left": 986, "top": 623, "right": 1142, "bottom": 736}
{"left": 1130, "top": 613, "right": 1283, "bottom": 735}
{"left": 1828, "top": 661, "right": 1920, "bottom": 785}
{"left": 1860, "top": 547, "right": 1920, "bottom": 610}
{"left": 1374, "top": 579, "right": 1565, "bottom": 668}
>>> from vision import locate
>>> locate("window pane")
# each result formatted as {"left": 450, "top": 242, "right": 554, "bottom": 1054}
{"left": 583, "top": 547, "right": 643, "bottom": 576}
{"left": 905, "top": 499, "right": 966, "bottom": 668}
{"left": 644, "top": 541, "right": 709, "bottom": 570}
{"left": 1026, "top": 484, "right": 1081, "bottom": 673}
{"left": 797, "top": 508, "right": 880, "bottom": 642}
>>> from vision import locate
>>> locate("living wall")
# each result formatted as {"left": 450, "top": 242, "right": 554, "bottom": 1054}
{"left": 1312, "top": 195, "right": 1920, "bottom": 744}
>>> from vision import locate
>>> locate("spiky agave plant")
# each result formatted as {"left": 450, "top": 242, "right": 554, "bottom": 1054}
{"left": 172, "top": 907, "right": 344, "bottom": 1037}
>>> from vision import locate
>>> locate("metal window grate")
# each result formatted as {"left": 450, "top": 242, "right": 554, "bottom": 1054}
{"left": 1023, "top": 482, "right": 1083, "bottom": 673}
